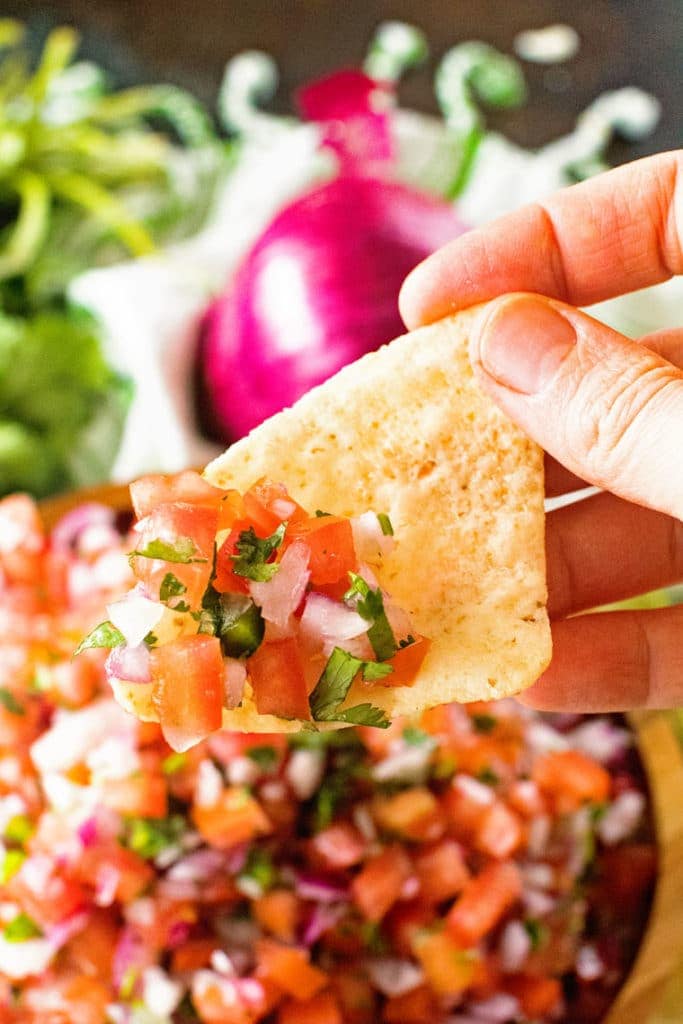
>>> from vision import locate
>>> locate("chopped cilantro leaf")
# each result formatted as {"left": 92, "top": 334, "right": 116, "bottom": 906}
{"left": 161, "top": 752, "right": 187, "bottom": 775}
{"left": 199, "top": 589, "right": 264, "bottom": 658}
{"left": 362, "top": 661, "right": 394, "bottom": 681}
{"left": 309, "top": 647, "right": 363, "bottom": 720}
{"left": 315, "top": 509, "right": 332, "bottom": 517}
{"left": 131, "top": 536, "right": 205, "bottom": 564}
{"left": 159, "top": 572, "right": 187, "bottom": 602}
{"left": 125, "top": 815, "right": 185, "bottom": 860}
{"left": 73, "top": 620, "right": 124, "bottom": 656}
{"left": 402, "top": 726, "right": 431, "bottom": 746}
{"left": 360, "top": 921, "right": 389, "bottom": 954}
{"left": 4, "top": 814, "right": 33, "bottom": 844}
{"left": 247, "top": 745, "right": 278, "bottom": 772}
{"left": 476, "top": 766, "right": 500, "bottom": 786}
{"left": 0, "top": 688, "right": 24, "bottom": 716}
{"left": 472, "top": 713, "right": 498, "bottom": 734}
{"left": 334, "top": 704, "right": 390, "bottom": 728}
{"left": 344, "top": 573, "right": 397, "bottom": 661}
{"left": 237, "top": 848, "right": 276, "bottom": 894}
{"left": 231, "top": 523, "right": 286, "bottom": 582}
{"left": 377, "top": 512, "right": 394, "bottom": 536}
{"left": 143, "top": 631, "right": 158, "bottom": 647}
{"left": 3, "top": 913, "right": 42, "bottom": 942}
{"left": 0, "top": 849, "right": 26, "bottom": 883}
{"left": 590, "top": 801, "right": 608, "bottom": 824}
{"left": 524, "top": 918, "right": 549, "bottom": 951}
{"left": 309, "top": 648, "right": 389, "bottom": 729}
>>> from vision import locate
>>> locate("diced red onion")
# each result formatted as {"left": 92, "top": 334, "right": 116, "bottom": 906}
{"left": 522, "top": 887, "right": 557, "bottom": 918}
{"left": 224, "top": 658, "right": 247, "bottom": 709}
{"left": 195, "top": 759, "right": 224, "bottom": 808}
{"left": 227, "top": 755, "right": 261, "bottom": 788}
{"left": 597, "top": 790, "right": 645, "bottom": 846}
{"left": 94, "top": 862, "right": 120, "bottom": 907}
{"left": 299, "top": 592, "right": 368, "bottom": 654}
{"left": 498, "top": 920, "right": 531, "bottom": 973}
{"left": 46, "top": 909, "right": 89, "bottom": 951}
{"left": 525, "top": 720, "right": 569, "bottom": 754}
{"left": 351, "top": 511, "right": 395, "bottom": 563}
{"left": 470, "top": 994, "right": 521, "bottom": 1022}
{"left": 105, "top": 642, "right": 151, "bottom": 684}
{"left": 300, "top": 902, "right": 346, "bottom": 946}
{"left": 576, "top": 944, "right": 606, "bottom": 981}
{"left": 77, "top": 816, "right": 99, "bottom": 848}
{"left": 526, "top": 815, "right": 551, "bottom": 858}
{"left": 106, "top": 590, "right": 164, "bottom": 649}
{"left": 249, "top": 541, "right": 310, "bottom": 629}
{"left": 0, "top": 936, "right": 55, "bottom": 979}
{"left": 371, "top": 743, "right": 433, "bottom": 785}
{"left": 112, "top": 926, "right": 152, "bottom": 992}
{"left": 52, "top": 503, "right": 115, "bottom": 553}
{"left": 383, "top": 599, "right": 415, "bottom": 646}
{"left": 521, "top": 862, "right": 555, "bottom": 891}
{"left": 285, "top": 747, "right": 325, "bottom": 800}
{"left": 566, "top": 718, "right": 631, "bottom": 765}
{"left": 142, "top": 966, "right": 184, "bottom": 1017}
{"left": 453, "top": 774, "right": 495, "bottom": 806}
{"left": 294, "top": 871, "right": 349, "bottom": 902}
{"left": 365, "top": 957, "right": 425, "bottom": 997}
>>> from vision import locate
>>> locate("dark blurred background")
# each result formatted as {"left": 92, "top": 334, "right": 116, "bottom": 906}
{"left": 6, "top": 0, "right": 682, "bottom": 160}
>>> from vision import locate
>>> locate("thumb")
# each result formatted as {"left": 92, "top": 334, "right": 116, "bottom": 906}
{"left": 469, "top": 293, "right": 683, "bottom": 519}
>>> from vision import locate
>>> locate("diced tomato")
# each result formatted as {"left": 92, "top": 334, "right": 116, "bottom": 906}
{"left": 277, "top": 990, "right": 343, "bottom": 1024}
{"left": 385, "top": 900, "right": 433, "bottom": 958}
{"left": 23, "top": 975, "right": 110, "bottom": 1024}
{"left": 256, "top": 939, "right": 327, "bottom": 1000}
{"left": 218, "top": 489, "right": 247, "bottom": 531}
{"left": 214, "top": 519, "right": 253, "bottom": 594}
{"left": 77, "top": 844, "right": 154, "bottom": 904}
{"left": 309, "top": 821, "right": 367, "bottom": 871}
{"left": 193, "top": 786, "right": 272, "bottom": 849}
{"left": 48, "top": 654, "right": 101, "bottom": 708}
{"left": 208, "top": 731, "right": 289, "bottom": 765}
{"left": 330, "top": 969, "right": 377, "bottom": 1024}
{"left": 0, "top": 495, "right": 45, "bottom": 584}
{"left": 382, "top": 984, "right": 439, "bottom": 1022}
{"left": 413, "top": 839, "right": 470, "bottom": 904}
{"left": 351, "top": 846, "right": 412, "bottom": 922}
{"left": 372, "top": 787, "right": 444, "bottom": 841}
{"left": 9, "top": 857, "right": 85, "bottom": 927}
{"left": 191, "top": 974, "right": 270, "bottom": 1024}
{"left": 357, "top": 716, "right": 406, "bottom": 758}
{"left": 286, "top": 515, "right": 357, "bottom": 585}
{"left": 244, "top": 478, "right": 307, "bottom": 534}
{"left": 130, "top": 471, "right": 226, "bottom": 518}
{"left": 378, "top": 637, "right": 431, "bottom": 687}
{"left": 247, "top": 638, "right": 311, "bottom": 721}
{"left": 101, "top": 771, "right": 168, "bottom": 819}
{"left": 505, "top": 974, "right": 563, "bottom": 1017}
{"left": 64, "top": 910, "right": 118, "bottom": 982}
{"left": 171, "top": 936, "right": 217, "bottom": 972}
{"left": 443, "top": 780, "right": 522, "bottom": 858}
{"left": 508, "top": 779, "right": 547, "bottom": 818}
{"left": 253, "top": 888, "right": 300, "bottom": 942}
{"left": 132, "top": 501, "right": 217, "bottom": 607}
{"left": 151, "top": 635, "right": 224, "bottom": 751}
{"left": 447, "top": 861, "right": 522, "bottom": 947}
{"left": 533, "top": 750, "right": 611, "bottom": 814}
{"left": 0, "top": 691, "right": 43, "bottom": 747}
{"left": 470, "top": 956, "right": 504, "bottom": 999}
{"left": 412, "top": 928, "right": 479, "bottom": 994}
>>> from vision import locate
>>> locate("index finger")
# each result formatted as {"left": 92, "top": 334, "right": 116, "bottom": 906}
{"left": 400, "top": 150, "right": 683, "bottom": 329}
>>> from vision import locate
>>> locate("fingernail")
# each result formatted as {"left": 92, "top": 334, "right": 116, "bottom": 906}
{"left": 475, "top": 295, "right": 577, "bottom": 394}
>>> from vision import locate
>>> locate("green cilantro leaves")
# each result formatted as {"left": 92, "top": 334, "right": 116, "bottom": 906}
{"left": 344, "top": 573, "right": 397, "bottom": 661}
{"left": 309, "top": 647, "right": 389, "bottom": 728}
{"left": 131, "top": 536, "right": 205, "bottom": 565}
{"left": 231, "top": 523, "right": 286, "bottom": 582}
{"left": 0, "top": 688, "right": 24, "bottom": 716}
{"left": 73, "top": 620, "right": 124, "bottom": 656}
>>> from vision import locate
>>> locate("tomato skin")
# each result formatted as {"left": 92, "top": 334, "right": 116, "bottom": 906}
{"left": 447, "top": 860, "right": 522, "bottom": 947}
{"left": 286, "top": 516, "right": 357, "bottom": 585}
{"left": 101, "top": 771, "right": 168, "bottom": 819}
{"left": 132, "top": 502, "right": 218, "bottom": 608}
{"left": 413, "top": 839, "right": 470, "bottom": 904}
{"left": 385, "top": 899, "right": 433, "bottom": 958}
{"left": 193, "top": 786, "right": 272, "bottom": 849}
{"left": 277, "top": 990, "right": 343, "bottom": 1024}
{"left": 505, "top": 974, "right": 563, "bottom": 1017}
{"left": 351, "top": 845, "right": 411, "bottom": 922}
{"left": 130, "top": 471, "right": 226, "bottom": 518}
{"left": 247, "top": 638, "right": 312, "bottom": 721}
{"left": 214, "top": 519, "right": 252, "bottom": 594}
{"left": 171, "top": 936, "right": 217, "bottom": 972}
{"left": 533, "top": 750, "right": 611, "bottom": 814}
{"left": 244, "top": 478, "right": 307, "bottom": 534}
{"left": 63, "top": 910, "right": 118, "bottom": 982}
{"left": 256, "top": 939, "right": 327, "bottom": 1000}
{"left": 382, "top": 984, "right": 439, "bottom": 1023}
{"left": 253, "top": 888, "right": 300, "bottom": 942}
{"left": 443, "top": 780, "right": 523, "bottom": 859}
{"left": 8, "top": 857, "right": 85, "bottom": 928}
{"left": 378, "top": 637, "right": 431, "bottom": 687}
{"left": 309, "top": 822, "right": 367, "bottom": 871}
{"left": 151, "top": 635, "right": 224, "bottom": 751}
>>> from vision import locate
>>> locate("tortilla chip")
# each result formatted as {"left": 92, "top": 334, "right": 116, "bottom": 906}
{"left": 199, "top": 305, "right": 550, "bottom": 732}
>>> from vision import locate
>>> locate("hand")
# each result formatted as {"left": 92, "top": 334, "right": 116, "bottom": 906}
{"left": 400, "top": 151, "right": 683, "bottom": 712}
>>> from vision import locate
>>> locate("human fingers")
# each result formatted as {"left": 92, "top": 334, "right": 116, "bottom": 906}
{"left": 519, "top": 606, "right": 683, "bottom": 711}
{"left": 399, "top": 150, "right": 683, "bottom": 329}
{"left": 546, "top": 492, "right": 683, "bottom": 619}
{"left": 544, "top": 327, "right": 683, "bottom": 496}
{"left": 468, "top": 293, "right": 683, "bottom": 519}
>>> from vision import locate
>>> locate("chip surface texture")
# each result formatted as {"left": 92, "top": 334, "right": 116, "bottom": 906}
{"left": 205, "top": 305, "right": 550, "bottom": 729}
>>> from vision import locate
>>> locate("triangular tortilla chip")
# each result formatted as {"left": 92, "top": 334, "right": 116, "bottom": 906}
{"left": 198, "top": 305, "right": 550, "bottom": 732}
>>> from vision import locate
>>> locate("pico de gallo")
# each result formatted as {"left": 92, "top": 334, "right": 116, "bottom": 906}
{"left": 76, "top": 471, "right": 431, "bottom": 750}
{"left": 0, "top": 491, "right": 656, "bottom": 1023}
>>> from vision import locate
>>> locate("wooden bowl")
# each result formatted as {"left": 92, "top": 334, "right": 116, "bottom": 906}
{"left": 40, "top": 485, "right": 683, "bottom": 1024}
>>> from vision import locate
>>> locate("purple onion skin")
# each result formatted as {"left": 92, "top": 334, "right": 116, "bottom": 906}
{"left": 198, "top": 175, "right": 466, "bottom": 441}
